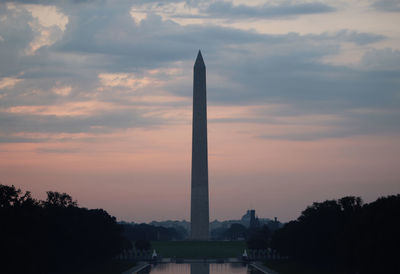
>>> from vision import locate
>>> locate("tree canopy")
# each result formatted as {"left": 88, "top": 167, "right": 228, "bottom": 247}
{"left": 0, "top": 184, "right": 128, "bottom": 274}
{"left": 271, "top": 195, "right": 400, "bottom": 273}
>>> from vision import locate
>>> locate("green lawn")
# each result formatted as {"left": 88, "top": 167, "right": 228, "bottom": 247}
{"left": 151, "top": 241, "right": 246, "bottom": 259}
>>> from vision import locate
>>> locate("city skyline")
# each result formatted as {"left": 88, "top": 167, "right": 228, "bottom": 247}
{"left": 0, "top": 0, "right": 400, "bottom": 223}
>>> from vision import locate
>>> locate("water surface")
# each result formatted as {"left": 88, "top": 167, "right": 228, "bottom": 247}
{"left": 138, "top": 263, "right": 264, "bottom": 274}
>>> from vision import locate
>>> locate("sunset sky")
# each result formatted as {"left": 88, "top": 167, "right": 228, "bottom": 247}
{"left": 1, "top": 0, "right": 399, "bottom": 223}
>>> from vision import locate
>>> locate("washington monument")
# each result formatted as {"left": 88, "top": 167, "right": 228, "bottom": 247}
{"left": 190, "top": 50, "right": 209, "bottom": 240}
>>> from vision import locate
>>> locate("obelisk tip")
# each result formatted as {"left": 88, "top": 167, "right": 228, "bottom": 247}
{"left": 194, "top": 50, "right": 205, "bottom": 67}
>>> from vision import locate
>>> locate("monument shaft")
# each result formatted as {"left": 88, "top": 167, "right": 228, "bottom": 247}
{"left": 190, "top": 51, "right": 209, "bottom": 240}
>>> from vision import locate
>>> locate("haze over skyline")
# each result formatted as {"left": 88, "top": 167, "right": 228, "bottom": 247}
{"left": 1, "top": 0, "right": 399, "bottom": 223}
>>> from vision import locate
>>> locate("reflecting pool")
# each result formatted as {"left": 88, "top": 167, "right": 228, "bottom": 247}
{"left": 137, "top": 263, "right": 264, "bottom": 274}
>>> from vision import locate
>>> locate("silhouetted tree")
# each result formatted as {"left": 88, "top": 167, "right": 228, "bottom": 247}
{"left": 0, "top": 184, "right": 127, "bottom": 274}
{"left": 225, "top": 223, "right": 247, "bottom": 240}
{"left": 350, "top": 195, "right": 400, "bottom": 273}
{"left": 247, "top": 225, "right": 271, "bottom": 250}
{"left": 168, "top": 225, "right": 188, "bottom": 240}
{"left": 121, "top": 223, "right": 184, "bottom": 241}
{"left": 0, "top": 184, "right": 36, "bottom": 207}
{"left": 43, "top": 191, "right": 77, "bottom": 208}
{"left": 211, "top": 226, "right": 228, "bottom": 240}
{"left": 135, "top": 239, "right": 151, "bottom": 250}
{"left": 271, "top": 195, "right": 400, "bottom": 273}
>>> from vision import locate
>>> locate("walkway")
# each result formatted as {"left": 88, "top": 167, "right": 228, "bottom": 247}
{"left": 250, "top": 262, "right": 279, "bottom": 274}
{"left": 121, "top": 262, "right": 150, "bottom": 274}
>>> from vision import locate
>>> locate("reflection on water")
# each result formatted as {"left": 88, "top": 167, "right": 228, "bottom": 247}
{"left": 138, "top": 263, "right": 263, "bottom": 274}
{"left": 191, "top": 263, "right": 209, "bottom": 274}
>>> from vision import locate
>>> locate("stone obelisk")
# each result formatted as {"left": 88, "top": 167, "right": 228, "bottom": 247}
{"left": 190, "top": 50, "right": 209, "bottom": 240}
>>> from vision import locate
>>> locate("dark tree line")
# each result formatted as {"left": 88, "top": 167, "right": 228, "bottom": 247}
{"left": 211, "top": 223, "right": 248, "bottom": 240}
{"left": 0, "top": 184, "right": 129, "bottom": 274}
{"left": 211, "top": 222, "right": 278, "bottom": 242}
{"left": 247, "top": 225, "right": 271, "bottom": 250}
{"left": 210, "top": 222, "right": 275, "bottom": 252}
{"left": 271, "top": 195, "right": 400, "bottom": 273}
{"left": 121, "top": 223, "right": 187, "bottom": 243}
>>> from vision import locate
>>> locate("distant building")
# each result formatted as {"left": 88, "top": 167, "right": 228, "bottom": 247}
{"left": 241, "top": 210, "right": 252, "bottom": 226}
{"left": 250, "top": 209, "right": 258, "bottom": 228}
{"left": 241, "top": 209, "right": 260, "bottom": 228}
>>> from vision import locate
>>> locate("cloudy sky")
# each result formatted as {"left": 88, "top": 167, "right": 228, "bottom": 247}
{"left": 1, "top": 0, "right": 399, "bottom": 222}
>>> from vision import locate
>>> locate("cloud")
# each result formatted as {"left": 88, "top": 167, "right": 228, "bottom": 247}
{"left": 0, "top": 4, "right": 35, "bottom": 76}
{"left": 25, "top": 6, "right": 67, "bottom": 55}
{"left": 35, "top": 147, "right": 80, "bottom": 153}
{"left": 204, "top": 1, "right": 335, "bottom": 19}
{"left": 0, "top": 77, "right": 23, "bottom": 89}
{"left": 361, "top": 48, "right": 400, "bottom": 70}
{"left": 258, "top": 108, "right": 400, "bottom": 141}
{"left": 129, "top": 0, "right": 336, "bottom": 22}
{"left": 0, "top": 0, "right": 399, "bottom": 143}
{"left": 0, "top": 107, "right": 161, "bottom": 141}
{"left": 3, "top": 0, "right": 98, "bottom": 4}
{"left": 304, "top": 30, "right": 386, "bottom": 46}
{"left": 52, "top": 85, "right": 72, "bottom": 96}
{"left": 371, "top": 0, "right": 400, "bottom": 12}
{"left": 99, "top": 73, "right": 150, "bottom": 89}
{"left": 0, "top": 136, "right": 48, "bottom": 143}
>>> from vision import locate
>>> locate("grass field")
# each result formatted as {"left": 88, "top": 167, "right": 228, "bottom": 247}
{"left": 152, "top": 241, "right": 246, "bottom": 259}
